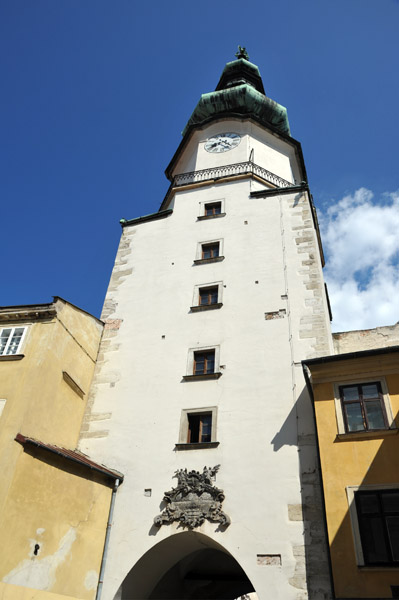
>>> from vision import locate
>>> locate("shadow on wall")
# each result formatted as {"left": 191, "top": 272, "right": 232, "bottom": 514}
{"left": 328, "top": 402, "right": 399, "bottom": 599}
{"left": 271, "top": 385, "right": 333, "bottom": 600}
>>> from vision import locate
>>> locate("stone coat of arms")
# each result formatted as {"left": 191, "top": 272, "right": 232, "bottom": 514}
{"left": 154, "top": 465, "right": 230, "bottom": 529}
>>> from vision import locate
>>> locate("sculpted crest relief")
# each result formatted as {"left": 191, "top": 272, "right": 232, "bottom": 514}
{"left": 154, "top": 465, "right": 230, "bottom": 529}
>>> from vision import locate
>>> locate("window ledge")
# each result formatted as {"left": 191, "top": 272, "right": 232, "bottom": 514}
{"left": 0, "top": 354, "right": 24, "bottom": 361}
{"left": 182, "top": 372, "right": 222, "bottom": 381}
{"left": 190, "top": 303, "right": 223, "bottom": 312}
{"left": 175, "top": 442, "right": 220, "bottom": 450}
{"left": 197, "top": 213, "right": 226, "bottom": 221}
{"left": 193, "top": 256, "right": 225, "bottom": 265}
{"left": 336, "top": 428, "right": 398, "bottom": 441}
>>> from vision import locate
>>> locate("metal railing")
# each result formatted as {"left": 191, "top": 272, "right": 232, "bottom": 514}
{"left": 173, "top": 161, "right": 293, "bottom": 189}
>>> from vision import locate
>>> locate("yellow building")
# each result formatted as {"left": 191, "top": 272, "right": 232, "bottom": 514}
{"left": 0, "top": 297, "right": 123, "bottom": 600}
{"left": 304, "top": 340, "right": 399, "bottom": 599}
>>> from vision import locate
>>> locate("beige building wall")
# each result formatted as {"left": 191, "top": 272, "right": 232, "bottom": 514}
{"left": 0, "top": 298, "right": 119, "bottom": 600}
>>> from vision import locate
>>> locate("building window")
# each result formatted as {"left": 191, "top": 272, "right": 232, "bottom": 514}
{"left": 205, "top": 202, "right": 222, "bottom": 216}
{"left": 340, "top": 382, "right": 388, "bottom": 432}
{"left": 176, "top": 407, "right": 219, "bottom": 449}
{"left": 202, "top": 242, "right": 219, "bottom": 260}
{"left": 197, "top": 199, "right": 225, "bottom": 220}
{"left": 187, "top": 412, "right": 212, "bottom": 443}
{"left": 194, "top": 350, "right": 215, "bottom": 375}
{"left": 184, "top": 346, "right": 222, "bottom": 380}
{"left": 199, "top": 286, "right": 218, "bottom": 306}
{"left": 0, "top": 327, "right": 26, "bottom": 356}
{"left": 194, "top": 239, "right": 224, "bottom": 264}
{"left": 191, "top": 282, "right": 223, "bottom": 312}
{"left": 355, "top": 489, "right": 399, "bottom": 566}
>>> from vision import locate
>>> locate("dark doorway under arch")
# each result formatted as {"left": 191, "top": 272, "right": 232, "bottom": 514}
{"left": 117, "top": 531, "right": 255, "bottom": 599}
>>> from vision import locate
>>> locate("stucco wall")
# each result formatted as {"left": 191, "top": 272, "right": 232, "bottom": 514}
{"left": 0, "top": 300, "right": 105, "bottom": 599}
{"left": 80, "top": 119, "right": 333, "bottom": 600}
{"left": 311, "top": 356, "right": 399, "bottom": 598}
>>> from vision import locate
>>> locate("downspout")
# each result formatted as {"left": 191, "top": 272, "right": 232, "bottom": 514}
{"left": 96, "top": 478, "right": 120, "bottom": 600}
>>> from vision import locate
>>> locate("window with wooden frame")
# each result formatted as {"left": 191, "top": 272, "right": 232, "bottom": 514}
{"left": 355, "top": 489, "right": 399, "bottom": 566}
{"left": 187, "top": 412, "right": 212, "bottom": 443}
{"left": 0, "top": 327, "right": 26, "bottom": 356}
{"left": 176, "top": 406, "right": 219, "bottom": 449}
{"left": 194, "top": 350, "right": 215, "bottom": 375}
{"left": 199, "top": 286, "right": 218, "bottom": 306}
{"left": 339, "top": 382, "right": 388, "bottom": 432}
{"left": 197, "top": 199, "right": 225, "bottom": 220}
{"left": 201, "top": 242, "right": 219, "bottom": 260}
{"left": 205, "top": 202, "right": 222, "bottom": 217}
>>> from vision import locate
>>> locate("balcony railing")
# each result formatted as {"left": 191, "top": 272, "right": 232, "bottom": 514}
{"left": 173, "top": 161, "right": 294, "bottom": 189}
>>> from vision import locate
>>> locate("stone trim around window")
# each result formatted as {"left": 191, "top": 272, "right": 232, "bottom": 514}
{"left": 190, "top": 282, "right": 223, "bottom": 312}
{"left": 194, "top": 239, "right": 224, "bottom": 265}
{"left": 347, "top": 484, "right": 399, "bottom": 567}
{"left": 333, "top": 378, "right": 395, "bottom": 436}
{"left": 183, "top": 345, "right": 221, "bottom": 381}
{"left": 176, "top": 406, "right": 218, "bottom": 449}
{"left": 197, "top": 198, "right": 225, "bottom": 220}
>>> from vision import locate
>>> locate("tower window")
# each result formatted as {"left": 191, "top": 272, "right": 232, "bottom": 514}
{"left": 187, "top": 413, "right": 212, "bottom": 443}
{"left": 201, "top": 242, "right": 219, "bottom": 260}
{"left": 205, "top": 202, "right": 222, "bottom": 216}
{"left": 194, "top": 350, "right": 215, "bottom": 375}
{"left": 339, "top": 382, "right": 388, "bottom": 432}
{"left": 176, "top": 406, "right": 219, "bottom": 449}
{"left": 0, "top": 327, "right": 26, "bottom": 356}
{"left": 355, "top": 489, "right": 399, "bottom": 565}
{"left": 199, "top": 286, "right": 218, "bottom": 306}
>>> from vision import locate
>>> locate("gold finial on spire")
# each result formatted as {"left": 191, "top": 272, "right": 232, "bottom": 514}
{"left": 235, "top": 46, "right": 249, "bottom": 60}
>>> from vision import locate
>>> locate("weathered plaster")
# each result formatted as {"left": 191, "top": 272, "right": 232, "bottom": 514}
{"left": 333, "top": 321, "right": 399, "bottom": 353}
{"left": 3, "top": 528, "right": 77, "bottom": 590}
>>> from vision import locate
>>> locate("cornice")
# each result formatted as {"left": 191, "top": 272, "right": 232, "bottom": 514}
{"left": 0, "top": 304, "right": 57, "bottom": 323}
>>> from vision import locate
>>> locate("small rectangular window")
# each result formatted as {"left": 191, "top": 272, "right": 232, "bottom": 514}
{"left": 177, "top": 406, "right": 219, "bottom": 449}
{"left": 194, "top": 350, "right": 215, "bottom": 375}
{"left": 355, "top": 489, "right": 399, "bottom": 565}
{"left": 201, "top": 242, "right": 219, "bottom": 260}
{"left": 0, "top": 327, "right": 26, "bottom": 356}
{"left": 187, "top": 413, "right": 212, "bottom": 443}
{"left": 199, "top": 286, "right": 218, "bottom": 306}
{"left": 340, "top": 382, "right": 388, "bottom": 432}
{"left": 205, "top": 202, "right": 222, "bottom": 216}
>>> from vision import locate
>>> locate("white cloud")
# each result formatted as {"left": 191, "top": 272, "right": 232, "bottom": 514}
{"left": 319, "top": 188, "right": 399, "bottom": 332}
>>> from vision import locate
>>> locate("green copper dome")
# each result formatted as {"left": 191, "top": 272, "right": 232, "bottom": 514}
{"left": 182, "top": 57, "right": 290, "bottom": 137}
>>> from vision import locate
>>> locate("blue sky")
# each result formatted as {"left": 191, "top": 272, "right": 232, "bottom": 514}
{"left": 1, "top": 0, "right": 398, "bottom": 330}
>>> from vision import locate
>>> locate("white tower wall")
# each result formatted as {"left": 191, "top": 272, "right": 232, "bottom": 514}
{"left": 80, "top": 116, "right": 333, "bottom": 599}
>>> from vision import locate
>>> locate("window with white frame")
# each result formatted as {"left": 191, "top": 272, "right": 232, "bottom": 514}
{"left": 184, "top": 345, "right": 221, "bottom": 379}
{"left": 178, "top": 407, "right": 218, "bottom": 446}
{"left": 191, "top": 281, "right": 223, "bottom": 311}
{"left": 198, "top": 198, "right": 225, "bottom": 220}
{"left": 334, "top": 379, "right": 395, "bottom": 435}
{"left": 0, "top": 327, "right": 26, "bottom": 356}
{"left": 347, "top": 485, "right": 399, "bottom": 566}
{"left": 194, "top": 239, "right": 224, "bottom": 264}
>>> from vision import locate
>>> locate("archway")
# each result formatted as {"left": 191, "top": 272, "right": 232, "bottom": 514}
{"left": 117, "top": 531, "right": 256, "bottom": 599}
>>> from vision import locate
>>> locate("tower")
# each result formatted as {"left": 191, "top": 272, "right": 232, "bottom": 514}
{"left": 80, "top": 51, "right": 334, "bottom": 599}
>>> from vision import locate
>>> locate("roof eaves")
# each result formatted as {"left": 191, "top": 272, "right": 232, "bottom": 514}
{"left": 120, "top": 209, "right": 173, "bottom": 228}
{"left": 15, "top": 433, "right": 124, "bottom": 483}
{"left": 302, "top": 345, "right": 399, "bottom": 368}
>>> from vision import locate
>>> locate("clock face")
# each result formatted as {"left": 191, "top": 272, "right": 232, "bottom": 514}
{"left": 204, "top": 132, "right": 241, "bottom": 153}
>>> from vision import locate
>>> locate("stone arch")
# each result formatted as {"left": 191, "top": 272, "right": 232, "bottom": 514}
{"left": 116, "top": 531, "right": 256, "bottom": 599}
